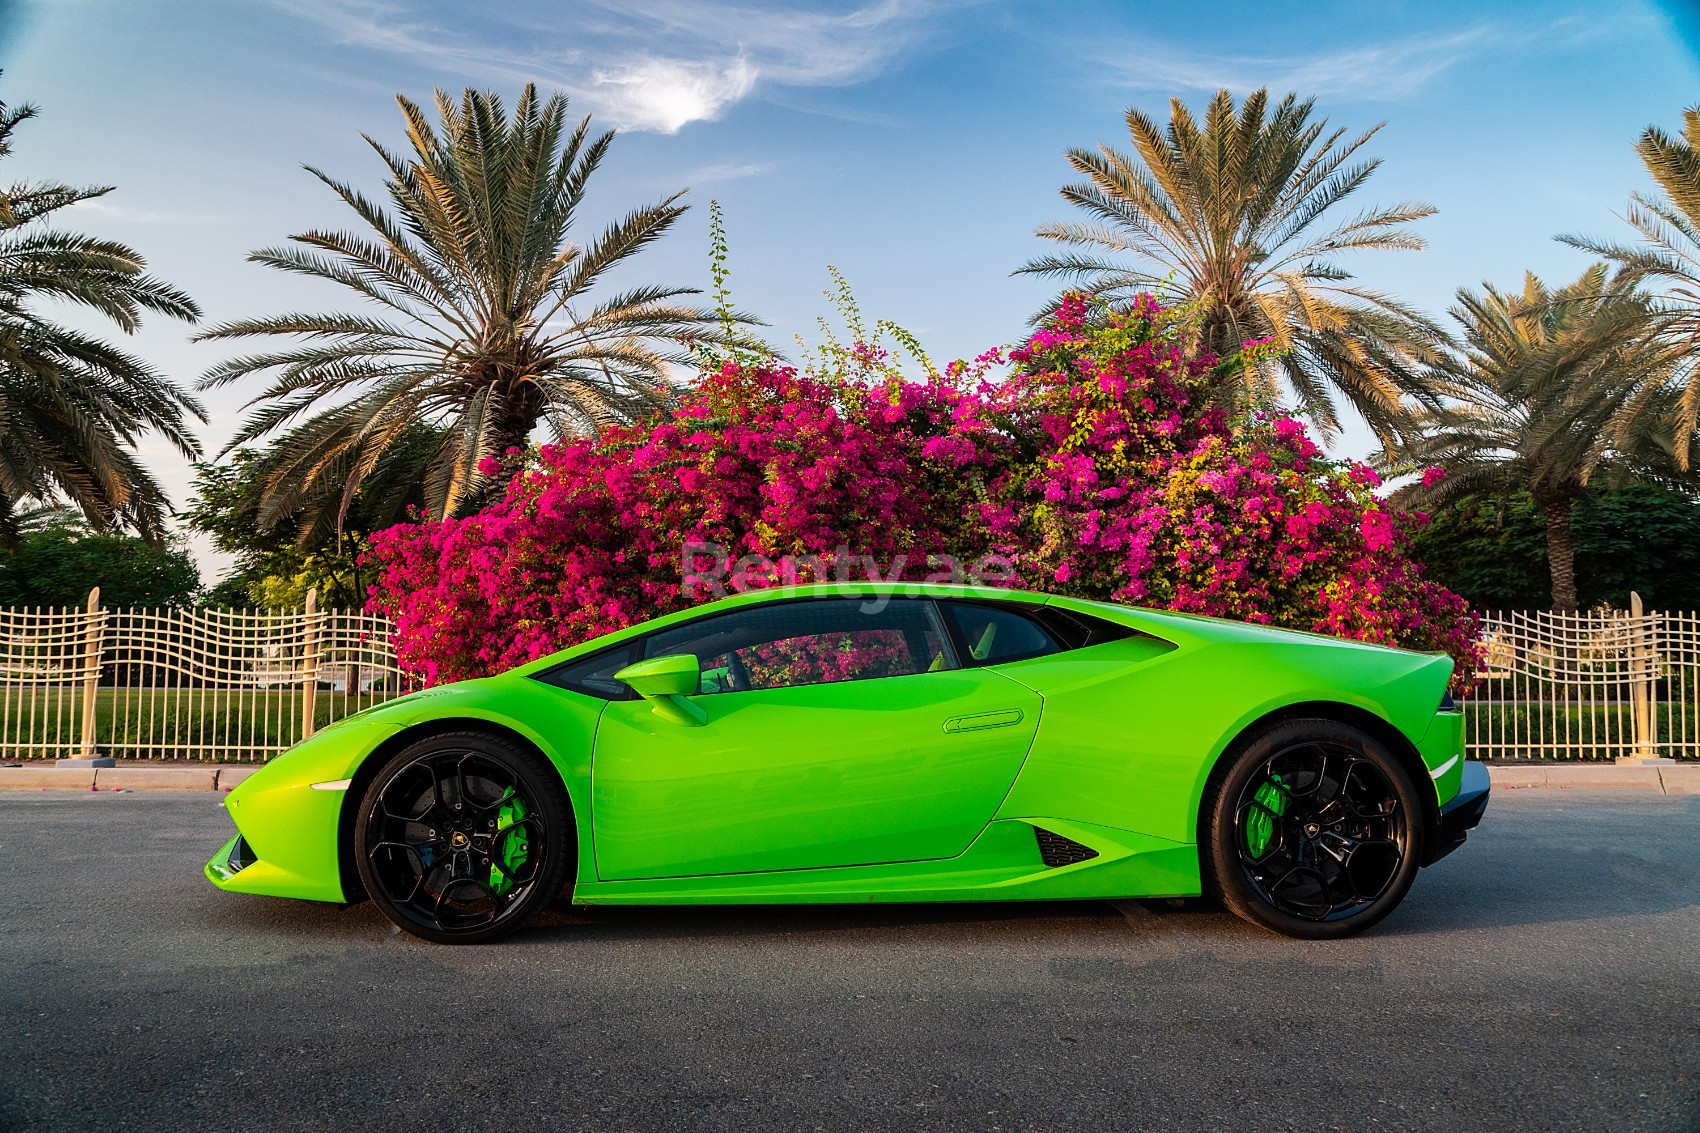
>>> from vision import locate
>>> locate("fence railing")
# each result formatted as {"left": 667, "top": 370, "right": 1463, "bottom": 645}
{"left": 0, "top": 588, "right": 415, "bottom": 762}
{"left": 1, "top": 590, "right": 1695, "bottom": 762}
{"left": 1468, "top": 594, "right": 1695, "bottom": 762}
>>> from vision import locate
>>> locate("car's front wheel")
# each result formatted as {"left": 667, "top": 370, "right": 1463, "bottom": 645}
{"left": 353, "top": 731, "right": 574, "bottom": 944}
{"left": 1203, "top": 718, "right": 1425, "bottom": 940}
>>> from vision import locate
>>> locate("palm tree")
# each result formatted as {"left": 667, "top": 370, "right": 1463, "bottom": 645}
{"left": 1017, "top": 88, "right": 1449, "bottom": 444}
{"left": 1563, "top": 105, "right": 1700, "bottom": 465}
{"left": 1380, "top": 265, "right": 1678, "bottom": 611}
{"left": 198, "top": 84, "right": 741, "bottom": 535}
{"left": 0, "top": 93, "right": 203, "bottom": 544}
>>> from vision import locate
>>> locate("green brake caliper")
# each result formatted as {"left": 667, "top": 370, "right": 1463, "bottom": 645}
{"left": 1244, "top": 777, "right": 1287, "bottom": 859}
{"left": 487, "top": 797, "right": 530, "bottom": 896}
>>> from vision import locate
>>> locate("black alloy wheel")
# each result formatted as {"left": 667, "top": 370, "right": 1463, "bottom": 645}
{"left": 1204, "top": 718, "right": 1425, "bottom": 940}
{"left": 353, "top": 731, "right": 573, "bottom": 944}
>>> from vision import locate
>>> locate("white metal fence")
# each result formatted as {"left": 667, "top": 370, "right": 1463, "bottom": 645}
{"left": 1, "top": 590, "right": 1696, "bottom": 762}
{"left": 0, "top": 588, "right": 415, "bottom": 762}
{"left": 1468, "top": 595, "right": 1698, "bottom": 762}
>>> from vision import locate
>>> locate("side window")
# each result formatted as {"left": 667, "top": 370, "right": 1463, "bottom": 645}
{"left": 940, "top": 601, "right": 1061, "bottom": 666}
{"left": 1033, "top": 606, "right": 1136, "bottom": 651}
{"left": 532, "top": 644, "right": 637, "bottom": 700}
{"left": 643, "top": 599, "right": 957, "bottom": 695}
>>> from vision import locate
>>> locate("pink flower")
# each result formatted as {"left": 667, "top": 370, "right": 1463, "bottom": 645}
{"left": 366, "top": 290, "right": 1480, "bottom": 694}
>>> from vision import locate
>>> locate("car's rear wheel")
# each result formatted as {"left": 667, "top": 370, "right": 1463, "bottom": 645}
{"left": 353, "top": 731, "right": 573, "bottom": 944}
{"left": 1203, "top": 718, "right": 1424, "bottom": 940}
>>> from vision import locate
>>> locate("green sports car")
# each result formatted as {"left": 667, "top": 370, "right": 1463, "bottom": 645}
{"left": 206, "top": 584, "right": 1490, "bottom": 943}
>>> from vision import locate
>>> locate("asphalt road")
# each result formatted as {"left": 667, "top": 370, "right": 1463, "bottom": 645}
{"left": 0, "top": 789, "right": 1695, "bottom": 1133}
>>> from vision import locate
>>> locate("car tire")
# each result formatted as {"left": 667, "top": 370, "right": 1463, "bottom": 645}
{"left": 353, "top": 730, "right": 575, "bottom": 945}
{"left": 1202, "top": 717, "right": 1425, "bottom": 940}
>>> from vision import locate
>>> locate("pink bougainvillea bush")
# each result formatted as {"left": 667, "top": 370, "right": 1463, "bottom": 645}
{"left": 985, "top": 295, "right": 1479, "bottom": 672}
{"left": 364, "top": 354, "right": 1009, "bottom": 684}
{"left": 367, "top": 294, "right": 1480, "bottom": 687}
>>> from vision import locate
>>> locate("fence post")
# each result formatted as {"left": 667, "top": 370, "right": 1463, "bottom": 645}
{"left": 1621, "top": 591, "right": 1670, "bottom": 765}
{"left": 56, "top": 587, "right": 112, "bottom": 768}
{"left": 300, "top": 588, "right": 319, "bottom": 741}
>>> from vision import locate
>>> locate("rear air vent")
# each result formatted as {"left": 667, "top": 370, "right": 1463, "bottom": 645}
{"left": 1034, "top": 827, "right": 1099, "bottom": 868}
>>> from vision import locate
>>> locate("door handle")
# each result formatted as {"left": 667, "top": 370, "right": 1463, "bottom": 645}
{"left": 942, "top": 709, "right": 1025, "bottom": 734}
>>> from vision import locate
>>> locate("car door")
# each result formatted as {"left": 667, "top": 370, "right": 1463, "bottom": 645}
{"left": 590, "top": 597, "right": 1043, "bottom": 881}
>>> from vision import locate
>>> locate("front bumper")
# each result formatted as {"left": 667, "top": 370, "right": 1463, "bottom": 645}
{"left": 1424, "top": 759, "right": 1489, "bottom": 866}
{"left": 204, "top": 720, "right": 403, "bottom": 903}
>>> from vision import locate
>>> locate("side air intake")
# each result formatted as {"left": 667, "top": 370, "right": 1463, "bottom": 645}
{"left": 1034, "top": 827, "right": 1099, "bottom": 868}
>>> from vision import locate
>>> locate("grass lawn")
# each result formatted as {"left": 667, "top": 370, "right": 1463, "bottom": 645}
{"left": 1463, "top": 699, "right": 1699, "bottom": 760}
{"left": 0, "top": 687, "right": 399, "bottom": 761}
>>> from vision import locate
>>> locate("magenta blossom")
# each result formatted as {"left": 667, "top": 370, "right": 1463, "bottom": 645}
{"left": 367, "top": 292, "right": 1480, "bottom": 691}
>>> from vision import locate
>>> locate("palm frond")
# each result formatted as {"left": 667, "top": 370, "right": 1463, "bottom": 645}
{"left": 203, "top": 84, "right": 747, "bottom": 536}
{"left": 1021, "top": 87, "right": 1439, "bottom": 441}
{"left": 0, "top": 88, "right": 201, "bottom": 540}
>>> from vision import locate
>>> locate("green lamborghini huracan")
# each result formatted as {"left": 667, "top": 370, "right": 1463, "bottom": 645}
{"left": 206, "top": 584, "right": 1489, "bottom": 943}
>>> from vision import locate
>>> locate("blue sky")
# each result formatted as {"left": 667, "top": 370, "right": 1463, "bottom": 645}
{"left": 0, "top": 0, "right": 1697, "bottom": 580}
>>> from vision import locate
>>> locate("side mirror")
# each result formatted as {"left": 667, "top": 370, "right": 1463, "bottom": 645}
{"left": 615, "top": 654, "right": 707, "bottom": 726}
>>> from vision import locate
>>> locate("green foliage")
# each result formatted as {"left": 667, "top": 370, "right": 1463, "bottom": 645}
{"left": 796, "top": 266, "right": 936, "bottom": 380}
{"left": 0, "top": 523, "right": 199, "bottom": 607}
{"left": 197, "top": 84, "right": 752, "bottom": 534}
{"left": 2, "top": 689, "right": 352, "bottom": 759}
{"left": 199, "top": 575, "right": 258, "bottom": 610}
{"left": 1409, "top": 485, "right": 1700, "bottom": 611}
{"left": 1382, "top": 264, "right": 1679, "bottom": 609}
{"left": 691, "top": 200, "right": 777, "bottom": 371}
{"left": 1017, "top": 87, "right": 1448, "bottom": 443}
{"left": 708, "top": 199, "right": 735, "bottom": 334}
{"left": 0, "top": 80, "right": 203, "bottom": 542}
{"left": 1563, "top": 105, "right": 1700, "bottom": 465}
{"left": 186, "top": 435, "right": 436, "bottom": 609}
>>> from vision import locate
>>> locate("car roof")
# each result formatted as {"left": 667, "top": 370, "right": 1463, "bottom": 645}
{"left": 509, "top": 583, "right": 1058, "bottom": 674}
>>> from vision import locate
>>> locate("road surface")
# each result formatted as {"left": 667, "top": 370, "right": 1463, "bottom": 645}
{"left": 0, "top": 788, "right": 1695, "bottom": 1131}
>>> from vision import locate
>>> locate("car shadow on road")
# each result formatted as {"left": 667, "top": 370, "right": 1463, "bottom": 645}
{"left": 533, "top": 897, "right": 1119, "bottom": 939}
{"left": 196, "top": 883, "right": 1212, "bottom": 947}
{"left": 522, "top": 895, "right": 1262, "bottom": 946}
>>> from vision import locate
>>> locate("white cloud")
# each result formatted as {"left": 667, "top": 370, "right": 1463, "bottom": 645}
{"left": 1097, "top": 13, "right": 1660, "bottom": 103}
{"left": 589, "top": 56, "right": 757, "bottom": 134}
{"left": 79, "top": 199, "right": 227, "bottom": 225}
{"left": 677, "top": 159, "right": 775, "bottom": 185}
{"left": 269, "top": 0, "right": 977, "bottom": 132}
{"left": 1102, "top": 27, "right": 1497, "bottom": 102}
{"left": 576, "top": 0, "right": 949, "bottom": 87}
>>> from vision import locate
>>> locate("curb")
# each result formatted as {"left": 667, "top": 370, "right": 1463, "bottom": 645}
{"left": 1489, "top": 764, "right": 1698, "bottom": 795}
{"left": 0, "top": 765, "right": 263, "bottom": 792}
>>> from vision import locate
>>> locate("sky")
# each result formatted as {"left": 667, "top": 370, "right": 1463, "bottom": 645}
{"left": 0, "top": 0, "right": 1696, "bottom": 584}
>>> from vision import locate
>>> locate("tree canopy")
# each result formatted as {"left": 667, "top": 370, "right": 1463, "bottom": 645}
{"left": 1381, "top": 264, "right": 1679, "bottom": 610}
{"left": 197, "top": 84, "right": 744, "bottom": 537}
{"left": 1018, "top": 88, "right": 1448, "bottom": 444}
{"left": 1410, "top": 485, "right": 1700, "bottom": 611}
{"left": 0, "top": 86, "right": 203, "bottom": 542}
{"left": 0, "top": 520, "right": 199, "bottom": 608}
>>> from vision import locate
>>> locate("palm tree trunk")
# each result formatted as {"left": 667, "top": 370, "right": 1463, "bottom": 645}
{"left": 1539, "top": 495, "right": 1580, "bottom": 612}
{"left": 485, "top": 376, "right": 545, "bottom": 495}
